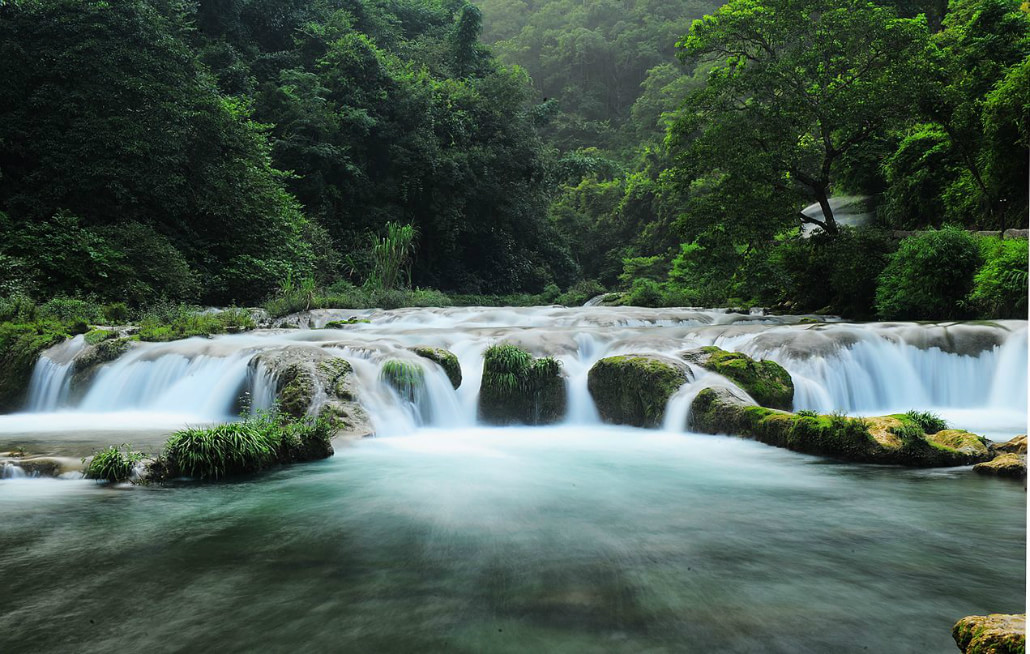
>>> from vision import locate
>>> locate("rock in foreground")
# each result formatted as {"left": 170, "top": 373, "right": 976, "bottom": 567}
{"left": 587, "top": 354, "right": 691, "bottom": 427}
{"left": 479, "top": 344, "right": 565, "bottom": 425}
{"left": 973, "top": 453, "right": 1027, "bottom": 479}
{"left": 252, "top": 346, "right": 371, "bottom": 438}
{"left": 689, "top": 387, "right": 992, "bottom": 467}
{"left": 953, "top": 613, "right": 1025, "bottom": 654}
{"left": 682, "top": 346, "right": 794, "bottom": 410}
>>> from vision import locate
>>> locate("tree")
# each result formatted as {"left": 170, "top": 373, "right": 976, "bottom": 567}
{"left": 673, "top": 0, "right": 932, "bottom": 235}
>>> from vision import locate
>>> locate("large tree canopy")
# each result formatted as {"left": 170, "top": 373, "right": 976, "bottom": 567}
{"left": 671, "top": 0, "right": 932, "bottom": 235}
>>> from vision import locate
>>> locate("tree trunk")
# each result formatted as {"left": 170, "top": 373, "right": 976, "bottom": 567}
{"left": 814, "top": 189, "right": 838, "bottom": 236}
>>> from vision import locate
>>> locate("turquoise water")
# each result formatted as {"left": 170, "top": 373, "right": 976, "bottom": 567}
{"left": 0, "top": 426, "right": 1025, "bottom": 653}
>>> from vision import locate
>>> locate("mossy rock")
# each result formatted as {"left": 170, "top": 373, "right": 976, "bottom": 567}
{"left": 953, "top": 613, "right": 1026, "bottom": 654}
{"left": 324, "top": 318, "right": 370, "bottom": 328}
{"left": 479, "top": 344, "right": 565, "bottom": 425}
{"left": 587, "top": 354, "right": 691, "bottom": 428}
{"left": 0, "top": 323, "right": 69, "bottom": 412}
{"left": 689, "top": 388, "right": 993, "bottom": 467}
{"left": 69, "top": 337, "right": 134, "bottom": 395}
{"left": 380, "top": 359, "right": 426, "bottom": 403}
{"left": 410, "top": 346, "right": 462, "bottom": 389}
{"left": 682, "top": 346, "right": 794, "bottom": 410}
{"left": 973, "top": 453, "right": 1027, "bottom": 479}
{"left": 253, "top": 347, "right": 371, "bottom": 438}
{"left": 992, "top": 435, "right": 1027, "bottom": 456}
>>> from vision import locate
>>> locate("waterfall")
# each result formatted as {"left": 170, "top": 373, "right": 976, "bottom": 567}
{"left": 6, "top": 308, "right": 1025, "bottom": 440}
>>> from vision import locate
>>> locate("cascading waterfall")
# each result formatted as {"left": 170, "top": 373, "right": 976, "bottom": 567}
{"left": 5, "top": 307, "right": 1026, "bottom": 440}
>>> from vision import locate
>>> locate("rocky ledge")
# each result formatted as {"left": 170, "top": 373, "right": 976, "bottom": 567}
{"left": 953, "top": 613, "right": 1025, "bottom": 654}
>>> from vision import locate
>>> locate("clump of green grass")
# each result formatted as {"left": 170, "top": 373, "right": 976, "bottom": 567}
{"left": 796, "top": 409, "right": 819, "bottom": 418}
{"left": 904, "top": 410, "right": 948, "bottom": 434}
{"left": 83, "top": 445, "right": 142, "bottom": 483}
{"left": 136, "top": 304, "right": 255, "bottom": 342}
{"left": 158, "top": 412, "right": 334, "bottom": 480}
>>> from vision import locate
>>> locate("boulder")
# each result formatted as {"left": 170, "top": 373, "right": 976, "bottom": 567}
{"left": 69, "top": 337, "right": 135, "bottom": 395}
{"left": 479, "top": 344, "right": 565, "bottom": 425}
{"left": 681, "top": 346, "right": 794, "bottom": 410}
{"left": 252, "top": 346, "right": 371, "bottom": 438}
{"left": 409, "top": 346, "right": 462, "bottom": 389}
{"left": 953, "top": 613, "right": 1025, "bottom": 654}
{"left": 992, "top": 435, "right": 1027, "bottom": 456}
{"left": 587, "top": 354, "right": 691, "bottom": 427}
{"left": 973, "top": 453, "right": 1027, "bottom": 479}
{"left": 689, "top": 389, "right": 992, "bottom": 467}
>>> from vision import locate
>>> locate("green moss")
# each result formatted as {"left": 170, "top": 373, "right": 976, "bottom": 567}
{"left": 137, "top": 306, "right": 255, "bottom": 342}
{"left": 84, "top": 328, "right": 118, "bottom": 345}
{"left": 324, "top": 318, "right": 370, "bottom": 328}
{"left": 690, "top": 389, "right": 990, "bottom": 467}
{"left": 410, "top": 346, "right": 462, "bottom": 389}
{"left": 587, "top": 355, "right": 689, "bottom": 427}
{"left": 689, "top": 346, "right": 794, "bottom": 410}
{"left": 953, "top": 614, "right": 1026, "bottom": 654}
{"left": 0, "top": 321, "right": 69, "bottom": 411}
{"left": 278, "top": 365, "right": 316, "bottom": 419}
{"left": 380, "top": 359, "right": 425, "bottom": 403}
{"left": 479, "top": 344, "right": 565, "bottom": 425}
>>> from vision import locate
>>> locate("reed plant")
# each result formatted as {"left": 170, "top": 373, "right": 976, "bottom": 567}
{"left": 83, "top": 444, "right": 142, "bottom": 483}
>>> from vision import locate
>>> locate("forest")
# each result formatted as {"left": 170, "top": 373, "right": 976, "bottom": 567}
{"left": 0, "top": 0, "right": 1027, "bottom": 325}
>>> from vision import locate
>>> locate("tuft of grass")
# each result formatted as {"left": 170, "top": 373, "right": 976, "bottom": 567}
{"left": 158, "top": 411, "right": 334, "bottom": 480}
{"left": 136, "top": 304, "right": 255, "bottom": 342}
{"left": 904, "top": 410, "right": 948, "bottom": 434}
{"left": 796, "top": 409, "right": 818, "bottom": 418}
{"left": 83, "top": 445, "right": 142, "bottom": 483}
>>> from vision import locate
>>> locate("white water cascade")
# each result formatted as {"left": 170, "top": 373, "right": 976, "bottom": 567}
{"left": 3, "top": 307, "right": 1026, "bottom": 441}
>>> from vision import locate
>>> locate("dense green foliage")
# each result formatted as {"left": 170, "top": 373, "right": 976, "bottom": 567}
{"left": 539, "top": 0, "right": 1028, "bottom": 319}
{"left": 0, "top": 0, "right": 1025, "bottom": 320}
{"left": 158, "top": 412, "right": 334, "bottom": 480}
{"left": 84, "top": 445, "right": 143, "bottom": 483}
{"left": 0, "top": 0, "right": 577, "bottom": 308}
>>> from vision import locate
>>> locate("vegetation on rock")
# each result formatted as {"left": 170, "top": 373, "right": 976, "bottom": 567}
{"left": 83, "top": 445, "right": 143, "bottom": 483}
{"left": 410, "top": 347, "right": 462, "bottom": 389}
{"left": 380, "top": 360, "right": 426, "bottom": 403}
{"left": 479, "top": 344, "right": 565, "bottom": 425}
{"left": 587, "top": 354, "right": 690, "bottom": 427}
{"left": 682, "top": 346, "right": 793, "bottom": 410}
{"left": 153, "top": 412, "right": 334, "bottom": 481}
{"left": 689, "top": 388, "right": 992, "bottom": 467}
{"left": 953, "top": 613, "right": 1026, "bottom": 654}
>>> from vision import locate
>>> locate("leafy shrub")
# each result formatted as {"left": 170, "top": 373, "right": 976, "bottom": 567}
{"left": 83, "top": 445, "right": 142, "bottom": 483}
{"left": 556, "top": 279, "right": 605, "bottom": 306}
{"left": 904, "top": 410, "right": 948, "bottom": 434}
{"left": 967, "top": 237, "right": 1028, "bottom": 318}
{"left": 102, "top": 302, "right": 130, "bottom": 324}
{"left": 875, "top": 227, "right": 982, "bottom": 320}
{"left": 136, "top": 304, "right": 255, "bottom": 342}
{"left": 38, "top": 297, "right": 103, "bottom": 326}
{"left": 772, "top": 227, "right": 895, "bottom": 318}
{"left": 624, "top": 278, "right": 664, "bottom": 307}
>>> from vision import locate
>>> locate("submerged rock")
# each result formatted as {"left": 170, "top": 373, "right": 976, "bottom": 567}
{"left": 681, "top": 346, "right": 794, "bottom": 410}
{"left": 689, "top": 389, "right": 992, "bottom": 467}
{"left": 587, "top": 354, "right": 691, "bottom": 428}
{"left": 479, "top": 344, "right": 565, "bottom": 425}
{"left": 252, "top": 346, "right": 371, "bottom": 438}
{"left": 973, "top": 453, "right": 1027, "bottom": 479}
{"left": 953, "top": 613, "right": 1025, "bottom": 654}
{"left": 410, "top": 346, "right": 462, "bottom": 389}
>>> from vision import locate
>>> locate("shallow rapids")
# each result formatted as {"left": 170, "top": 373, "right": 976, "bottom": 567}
{"left": 3, "top": 307, "right": 1028, "bottom": 450}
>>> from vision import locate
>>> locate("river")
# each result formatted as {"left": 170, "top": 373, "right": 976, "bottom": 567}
{"left": 0, "top": 307, "right": 1025, "bottom": 652}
